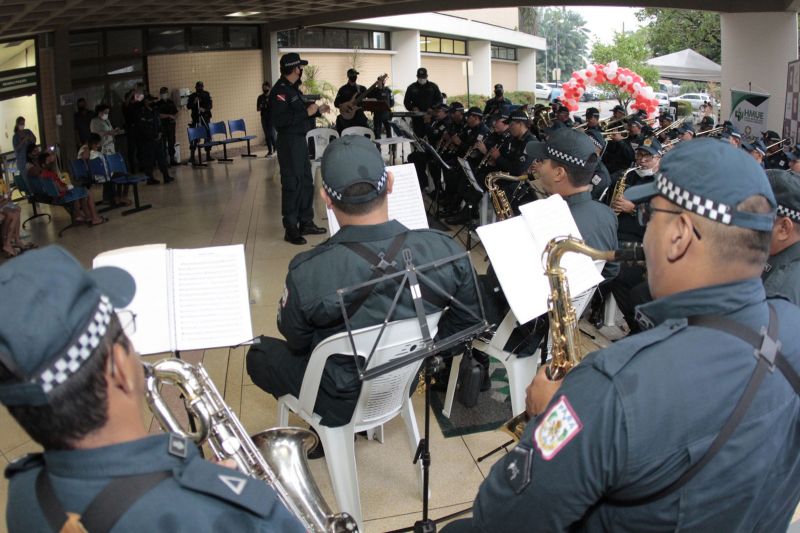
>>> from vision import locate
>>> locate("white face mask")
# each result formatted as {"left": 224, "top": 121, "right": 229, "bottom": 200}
{"left": 100, "top": 113, "right": 109, "bottom": 121}
{"left": 635, "top": 167, "right": 655, "bottom": 177}
{"left": 135, "top": 93, "right": 144, "bottom": 102}
{"left": 160, "top": 93, "right": 168, "bottom": 100}
{"left": 417, "top": 78, "right": 427, "bottom": 85}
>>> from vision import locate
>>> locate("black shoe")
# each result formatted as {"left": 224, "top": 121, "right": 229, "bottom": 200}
{"left": 164, "top": 176, "right": 175, "bottom": 183}
{"left": 284, "top": 229, "right": 307, "bottom": 245}
{"left": 299, "top": 222, "right": 327, "bottom": 236}
{"left": 306, "top": 427, "right": 325, "bottom": 460}
{"left": 146, "top": 178, "right": 160, "bottom": 185}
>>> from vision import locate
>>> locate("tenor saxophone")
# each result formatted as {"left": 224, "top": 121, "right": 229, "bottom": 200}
{"left": 144, "top": 359, "right": 358, "bottom": 533}
{"left": 610, "top": 166, "right": 641, "bottom": 213}
{"left": 485, "top": 172, "right": 526, "bottom": 220}
{"left": 501, "top": 238, "right": 645, "bottom": 440}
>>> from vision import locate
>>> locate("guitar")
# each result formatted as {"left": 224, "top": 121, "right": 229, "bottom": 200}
{"left": 339, "top": 73, "right": 388, "bottom": 120}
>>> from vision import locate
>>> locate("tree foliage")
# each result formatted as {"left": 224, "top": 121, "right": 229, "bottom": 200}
{"left": 591, "top": 30, "right": 661, "bottom": 107}
{"left": 635, "top": 8, "right": 721, "bottom": 64}
{"left": 535, "top": 8, "right": 590, "bottom": 82}
{"left": 518, "top": 7, "right": 542, "bottom": 35}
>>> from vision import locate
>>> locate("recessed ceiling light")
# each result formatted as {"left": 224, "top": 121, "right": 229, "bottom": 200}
{"left": 226, "top": 11, "right": 261, "bottom": 17}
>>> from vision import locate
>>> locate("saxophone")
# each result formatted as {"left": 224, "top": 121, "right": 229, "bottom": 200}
{"left": 144, "top": 359, "right": 358, "bottom": 533}
{"left": 501, "top": 238, "right": 645, "bottom": 440}
{"left": 485, "top": 172, "right": 526, "bottom": 220}
{"left": 610, "top": 166, "right": 640, "bottom": 213}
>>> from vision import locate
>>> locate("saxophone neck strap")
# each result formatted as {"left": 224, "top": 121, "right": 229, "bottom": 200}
{"left": 37, "top": 468, "right": 172, "bottom": 532}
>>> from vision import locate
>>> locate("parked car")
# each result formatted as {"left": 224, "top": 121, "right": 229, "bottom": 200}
{"left": 546, "top": 83, "right": 563, "bottom": 102}
{"left": 534, "top": 82, "right": 551, "bottom": 100}
{"left": 670, "top": 93, "right": 711, "bottom": 111}
{"left": 654, "top": 92, "right": 671, "bottom": 112}
{"left": 581, "top": 86, "right": 604, "bottom": 101}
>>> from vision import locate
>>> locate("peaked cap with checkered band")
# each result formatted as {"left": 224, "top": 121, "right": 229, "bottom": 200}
{"left": 321, "top": 135, "right": 388, "bottom": 205}
{"left": 0, "top": 246, "right": 135, "bottom": 406}
{"left": 766, "top": 169, "right": 800, "bottom": 223}
{"left": 625, "top": 138, "right": 776, "bottom": 232}
{"left": 524, "top": 128, "right": 596, "bottom": 170}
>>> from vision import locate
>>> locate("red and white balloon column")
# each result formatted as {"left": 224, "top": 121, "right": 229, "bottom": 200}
{"left": 559, "top": 61, "right": 660, "bottom": 117}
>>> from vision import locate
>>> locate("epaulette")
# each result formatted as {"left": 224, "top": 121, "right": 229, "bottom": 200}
{"left": 175, "top": 456, "right": 276, "bottom": 517}
{"left": 589, "top": 318, "right": 688, "bottom": 378}
{"left": 288, "top": 240, "right": 337, "bottom": 270}
{"left": 5, "top": 453, "right": 44, "bottom": 479}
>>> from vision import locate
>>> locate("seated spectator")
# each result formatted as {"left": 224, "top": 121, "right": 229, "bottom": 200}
{"left": 90, "top": 104, "right": 129, "bottom": 206}
{"left": 0, "top": 189, "right": 31, "bottom": 258}
{"left": 77, "top": 132, "right": 103, "bottom": 161}
{"left": 38, "top": 151, "right": 104, "bottom": 226}
{"left": 12, "top": 117, "right": 36, "bottom": 178}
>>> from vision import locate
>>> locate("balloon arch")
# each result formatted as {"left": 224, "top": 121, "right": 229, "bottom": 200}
{"left": 559, "top": 61, "right": 660, "bottom": 117}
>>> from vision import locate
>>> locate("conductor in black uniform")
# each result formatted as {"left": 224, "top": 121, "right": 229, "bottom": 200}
{"left": 334, "top": 68, "right": 369, "bottom": 133}
{"left": 404, "top": 67, "right": 443, "bottom": 137}
{"left": 483, "top": 84, "right": 511, "bottom": 126}
{"left": 187, "top": 81, "right": 213, "bottom": 163}
{"left": 270, "top": 52, "right": 329, "bottom": 245}
{"left": 156, "top": 87, "right": 179, "bottom": 166}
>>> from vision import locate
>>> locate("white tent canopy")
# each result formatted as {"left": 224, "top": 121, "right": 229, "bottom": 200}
{"left": 646, "top": 49, "right": 722, "bottom": 83}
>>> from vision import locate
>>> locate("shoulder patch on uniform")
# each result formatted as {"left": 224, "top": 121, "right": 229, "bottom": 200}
{"left": 168, "top": 433, "right": 189, "bottom": 458}
{"left": 504, "top": 445, "right": 533, "bottom": 494}
{"left": 176, "top": 456, "right": 275, "bottom": 518}
{"left": 534, "top": 395, "right": 583, "bottom": 460}
{"left": 5, "top": 453, "right": 44, "bottom": 479}
{"left": 277, "top": 94, "right": 286, "bottom": 102}
{"left": 592, "top": 175, "right": 602, "bottom": 185}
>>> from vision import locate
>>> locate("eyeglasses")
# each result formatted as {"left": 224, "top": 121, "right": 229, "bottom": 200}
{"left": 635, "top": 153, "right": 655, "bottom": 163}
{"left": 637, "top": 203, "right": 702, "bottom": 240}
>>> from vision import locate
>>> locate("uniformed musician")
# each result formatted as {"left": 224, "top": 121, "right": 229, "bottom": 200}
{"left": 407, "top": 103, "right": 451, "bottom": 193}
{"left": 764, "top": 169, "right": 800, "bottom": 305}
{"left": 0, "top": 246, "right": 305, "bottom": 532}
{"left": 442, "top": 106, "right": 491, "bottom": 225}
{"left": 762, "top": 130, "right": 789, "bottom": 170}
{"left": 270, "top": 52, "right": 329, "bottom": 245}
{"left": 187, "top": 81, "right": 213, "bottom": 164}
{"left": 584, "top": 108, "right": 601, "bottom": 131}
{"left": 483, "top": 84, "right": 511, "bottom": 126}
{"left": 333, "top": 68, "right": 369, "bottom": 134}
{"left": 404, "top": 68, "right": 443, "bottom": 137}
{"left": 742, "top": 139, "right": 767, "bottom": 168}
{"left": 785, "top": 146, "right": 800, "bottom": 175}
{"left": 444, "top": 138, "right": 800, "bottom": 533}
{"left": 585, "top": 129, "right": 611, "bottom": 202}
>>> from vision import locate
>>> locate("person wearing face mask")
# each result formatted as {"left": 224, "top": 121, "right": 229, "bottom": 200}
{"left": 256, "top": 81, "right": 277, "bottom": 157}
{"left": 90, "top": 105, "right": 128, "bottom": 207}
{"left": 333, "top": 68, "right": 369, "bottom": 134}
{"left": 73, "top": 98, "right": 93, "bottom": 149}
{"left": 483, "top": 84, "right": 511, "bottom": 127}
{"left": 404, "top": 67, "right": 443, "bottom": 138}
{"left": 187, "top": 81, "right": 213, "bottom": 164}
{"left": 135, "top": 96, "right": 174, "bottom": 185}
{"left": 122, "top": 84, "right": 146, "bottom": 173}
{"left": 155, "top": 87, "right": 178, "bottom": 166}
{"left": 11, "top": 117, "right": 36, "bottom": 175}
{"left": 270, "top": 52, "right": 330, "bottom": 245}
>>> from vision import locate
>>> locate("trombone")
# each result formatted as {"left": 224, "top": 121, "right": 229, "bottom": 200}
{"left": 653, "top": 116, "right": 687, "bottom": 138}
{"left": 765, "top": 137, "right": 794, "bottom": 152}
{"left": 696, "top": 126, "right": 724, "bottom": 137}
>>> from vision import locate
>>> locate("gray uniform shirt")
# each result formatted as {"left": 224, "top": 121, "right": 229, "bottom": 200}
{"left": 763, "top": 241, "right": 800, "bottom": 306}
{"left": 564, "top": 190, "right": 620, "bottom": 279}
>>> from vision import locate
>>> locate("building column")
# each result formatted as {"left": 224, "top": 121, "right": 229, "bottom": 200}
{"left": 720, "top": 11, "right": 798, "bottom": 133}
{"left": 467, "top": 40, "right": 491, "bottom": 97}
{"left": 52, "top": 28, "right": 75, "bottom": 152}
{"left": 517, "top": 48, "right": 536, "bottom": 92}
{"left": 268, "top": 31, "right": 280, "bottom": 83}
{"left": 391, "top": 30, "right": 420, "bottom": 108}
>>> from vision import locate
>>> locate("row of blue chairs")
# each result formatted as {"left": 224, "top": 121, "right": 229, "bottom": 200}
{"left": 187, "top": 118, "right": 257, "bottom": 166}
{"left": 70, "top": 152, "right": 151, "bottom": 216}
{"left": 14, "top": 171, "right": 88, "bottom": 237}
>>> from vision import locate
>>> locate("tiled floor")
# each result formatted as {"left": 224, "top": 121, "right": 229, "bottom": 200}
{"left": 3, "top": 148, "right": 800, "bottom": 532}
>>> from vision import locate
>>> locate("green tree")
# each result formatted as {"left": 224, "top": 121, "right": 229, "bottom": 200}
{"left": 535, "top": 8, "right": 590, "bottom": 82}
{"left": 635, "top": 8, "right": 721, "bottom": 64}
{"left": 518, "top": 6, "right": 542, "bottom": 35}
{"left": 591, "top": 29, "right": 661, "bottom": 107}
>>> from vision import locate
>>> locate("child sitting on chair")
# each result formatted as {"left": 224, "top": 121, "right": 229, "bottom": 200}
{"left": 38, "top": 151, "right": 105, "bottom": 226}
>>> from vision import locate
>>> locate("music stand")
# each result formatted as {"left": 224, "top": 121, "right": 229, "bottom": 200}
{"left": 335, "top": 248, "right": 488, "bottom": 533}
{"left": 361, "top": 99, "right": 391, "bottom": 114}
{"left": 449, "top": 158, "right": 485, "bottom": 251}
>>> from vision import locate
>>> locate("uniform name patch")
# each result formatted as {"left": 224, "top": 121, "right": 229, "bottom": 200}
{"left": 534, "top": 396, "right": 582, "bottom": 460}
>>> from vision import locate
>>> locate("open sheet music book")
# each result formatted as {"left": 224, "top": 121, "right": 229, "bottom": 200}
{"left": 93, "top": 244, "right": 253, "bottom": 355}
{"left": 327, "top": 163, "right": 429, "bottom": 235}
{"left": 476, "top": 195, "right": 605, "bottom": 324}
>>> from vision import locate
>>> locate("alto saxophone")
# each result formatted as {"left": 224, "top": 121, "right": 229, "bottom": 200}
{"left": 501, "top": 238, "right": 645, "bottom": 440}
{"left": 485, "top": 172, "right": 526, "bottom": 221}
{"left": 145, "top": 359, "right": 358, "bottom": 533}
{"left": 610, "top": 166, "right": 640, "bottom": 213}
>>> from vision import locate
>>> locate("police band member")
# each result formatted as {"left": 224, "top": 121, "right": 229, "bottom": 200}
{"left": 187, "top": 81, "right": 213, "bottom": 164}
{"left": 786, "top": 146, "right": 800, "bottom": 175}
{"left": 257, "top": 81, "right": 277, "bottom": 157}
{"left": 404, "top": 67, "right": 443, "bottom": 137}
{"left": 585, "top": 129, "right": 611, "bottom": 202}
{"left": 584, "top": 107, "right": 601, "bottom": 131}
{"left": 270, "top": 52, "right": 329, "bottom": 245}
{"left": 333, "top": 68, "right": 369, "bottom": 134}
{"left": 444, "top": 138, "right": 800, "bottom": 533}
{"left": 742, "top": 139, "right": 767, "bottom": 168}
{"left": 490, "top": 109, "right": 535, "bottom": 177}
{"left": 245, "top": 136, "right": 481, "bottom": 448}
{"left": 675, "top": 122, "right": 695, "bottom": 142}
{"left": 442, "top": 107, "right": 491, "bottom": 225}
{"left": 483, "top": 84, "right": 511, "bottom": 126}
{"left": 136, "top": 96, "right": 174, "bottom": 185}
{"left": 0, "top": 247, "right": 305, "bottom": 532}
{"left": 156, "top": 87, "right": 179, "bottom": 166}
{"left": 408, "top": 102, "right": 451, "bottom": 192}
{"left": 764, "top": 169, "right": 800, "bottom": 305}
{"left": 762, "top": 130, "right": 789, "bottom": 170}
{"left": 554, "top": 105, "right": 574, "bottom": 128}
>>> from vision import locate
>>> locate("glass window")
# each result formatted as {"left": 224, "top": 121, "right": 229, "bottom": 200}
{"left": 425, "top": 36, "right": 440, "bottom": 53}
{"left": 71, "top": 61, "right": 102, "bottom": 80}
{"left": 106, "top": 29, "right": 142, "bottom": 56}
{"left": 348, "top": 30, "right": 369, "bottom": 50}
{"left": 277, "top": 30, "right": 293, "bottom": 48}
{"left": 298, "top": 28, "right": 324, "bottom": 48}
{"left": 454, "top": 40, "right": 466, "bottom": 55}
{"left": 70, "top": 32, "right": 103, "bottom": 60}
{"left": 372, "top": 32, "right": 387, "bottom": 50}
{"left": 440, "top": 39, "right": 454, "bottom": 54}
{"left": 106, "top": 58, "right": 143, "bottom": 76}
{"left": 190, "top": 26, "right": 224, "bottom": 50}
{"left": 147, "top": 28, "right": 186, "bottom": 53}
{"left": 72, "top": 85, "right": 107, "bottom": 113}
{"left": 325, "top": 28, "right": 347, "bottom": 49}
{"left": 228, "top": 26, "right": 259, "bottom": 49}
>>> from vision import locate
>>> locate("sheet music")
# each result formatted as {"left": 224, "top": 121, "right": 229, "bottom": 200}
{"left": 170, "top": 244, "right": 253, "bottom": 351}
{"left": 327, "top": 163, "right": 429, "bottom": 235}
{"left": 93, "top": 244, "right": 172, "bottom": 355}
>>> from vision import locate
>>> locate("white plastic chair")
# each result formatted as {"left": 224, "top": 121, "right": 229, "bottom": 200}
{"left": 306, "top": 128, "right": 339, "bottom": 181}
{"left": 442, "top": 287, "right": 597, "bottom": 419}
{"left": 277, "top": 312, "right": 442, "bottom": 531}
{"left": 341, "top": 126, "right": 376, "bottom": 141}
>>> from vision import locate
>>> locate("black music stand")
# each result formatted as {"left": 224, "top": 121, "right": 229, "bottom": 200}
{"left": 335, "top": 248, "right": 488, "bottom": 533}
{"left": 361, "top": 99, "right": 391, "bottom": 114}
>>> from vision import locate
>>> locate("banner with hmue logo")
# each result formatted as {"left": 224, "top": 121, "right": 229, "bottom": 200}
{"left": 730, "top": 89, "right": 770, "bottom": 141}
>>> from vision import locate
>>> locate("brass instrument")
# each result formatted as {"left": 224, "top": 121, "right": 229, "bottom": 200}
{"left": 502, "top": 238, "right": 646, "bottom": 440}
{"left": 602, "top": 129, "right": 629, "bottom": 140}
{"left": 610, "top": 166, "right": 640, "bottom": 213}
{"left": 145, "top": 359, "right": 358, "bottom": 533}
{"left": 765, "top": 137, "right": 793, "bottom": 152}
{"left": 485, "top": 172, "right": 526, "bottom": 220}
{"left": 695, "top": 126, "right": 723, "bottom": 137}
{"left": 653, "top": 116, "right": 687, "bottom": 138}
{"left": 661, "top": 137, "right": 681, "bottom": 151}
{"left": 466, "top": 134, "right": 486, "bottom": 159}
{"left": 534, "top": 107, "right": 551, "bottom": 131}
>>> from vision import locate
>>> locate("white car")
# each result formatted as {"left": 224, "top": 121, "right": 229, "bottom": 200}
{"left": 534, "top": 82, "right": 552, "bottom": 100}
{"left": 654, "top": 92, "right": 670, "bottom": 112}
{"left": 670, "top": 93, "right": 711, "bottom": 110}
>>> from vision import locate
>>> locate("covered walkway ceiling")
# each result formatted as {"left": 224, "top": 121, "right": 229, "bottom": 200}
{"left": 2, "top": 0, "right": 799, "bottom": 39}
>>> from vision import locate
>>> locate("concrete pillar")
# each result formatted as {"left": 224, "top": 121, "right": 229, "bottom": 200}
{"left": 260, "top": 25, "right": 273, "bottom": 84}
{"left": 721, "top": 11, "right": 798, "bottom": 133}
{"left": 517, "top": 48, "right": 536, "bottom": 92}
{"left": 52, "top": 28, "right": 75, "bottom": 153}
{"left": 391, "top": 30, "right": 420, "bottom": 109}
{"left": 268, "top": 31, "right": 280, "bottom": 83}
{"left": 468, "top": 40, "right": 492, "bottom": 97}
